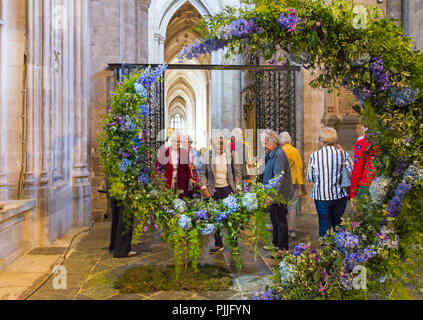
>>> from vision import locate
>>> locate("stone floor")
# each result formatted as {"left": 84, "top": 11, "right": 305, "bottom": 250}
{"left": 23, "top": 214, "right": 320, "bottom": 300}
{"left": 5, "top": 212, "right": 422, "bottom": 300}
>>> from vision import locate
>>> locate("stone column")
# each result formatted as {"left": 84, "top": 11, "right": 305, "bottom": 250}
{"left": 72, "top": 0, "right": 91, "bottom": 227}
{"left": 137, "top": 0, "right": 151, "bottom": 63}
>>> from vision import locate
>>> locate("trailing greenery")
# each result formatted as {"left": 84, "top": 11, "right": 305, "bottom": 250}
{"left": 177, "top": 0, "right": 423, "bottom": 299}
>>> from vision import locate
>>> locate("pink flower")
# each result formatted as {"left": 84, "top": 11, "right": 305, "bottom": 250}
{"left": 322, "top": 268, "right": 329, "bottom": 283}
{"left": 154, "top": 224, "right": 159, "bottom": 231}
{"left": 288, "top": 8, "right": 296, "bottom": 16}
{"left": 288, "top": 23, "right": 297, "bottom": 33}
{"left": 318, "top": 283, "right": 325, "bottom": 296}
{"left": 143, "top": 226, "right": 148, "bottom": 232}
{"left": 352, "top": 222, "right": 360, "bottom": 231}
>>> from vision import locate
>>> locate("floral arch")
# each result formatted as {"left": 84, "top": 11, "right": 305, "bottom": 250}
{"left": 100, "top": 0, "right": 423, "bottom": 300}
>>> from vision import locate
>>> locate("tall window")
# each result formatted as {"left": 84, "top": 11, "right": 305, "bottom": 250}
{"left": 170, "top": 113, "right": 186, "bottom": 132}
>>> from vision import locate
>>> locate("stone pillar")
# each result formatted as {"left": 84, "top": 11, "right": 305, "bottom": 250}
{"left": 0, "top": 9, "right": 7, "bottom": 198}
{"left": 302, "top": 69, "right": 325, "bottom": 215}
{"left": 137, "top": 0, "right": 151, "bottom": 63}
{"left": 72, "top": 0, "right": 91, "bottom": 227}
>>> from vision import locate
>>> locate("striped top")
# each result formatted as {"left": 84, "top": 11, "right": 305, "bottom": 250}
{"left": 306, "top": 146, "right": 353, "bottom": 201}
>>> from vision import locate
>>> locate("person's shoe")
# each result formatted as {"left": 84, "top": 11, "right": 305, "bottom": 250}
{"left": 209, "top": 246, "right": 224, "bottom": 254}
{"left": 266, "top": 223, "right": 273, "bottom": 231}
{"left": 127, "top": 251, "right": 137, "bottom": 257}
{"left": 290, "top": 232, "right": 297, "bottom": 239}
{"left": 263, "top": 245, "right": 278, "bottom": 251}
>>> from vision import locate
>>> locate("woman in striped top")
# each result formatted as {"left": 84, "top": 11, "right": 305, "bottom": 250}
{"left": 307, "top": 127, "right": 353, "bottom": 237}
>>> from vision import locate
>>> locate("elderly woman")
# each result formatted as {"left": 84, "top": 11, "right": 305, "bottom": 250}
{"left": 155, "top": 132, "right": 195, "bottom": 198}
{"left": 279, "top": 131, "right": 304, "bottom": 240}
{"left": 183, "top": 135, "right": 202, "bottom": 187}
{"left": 307, "top": 127, "right": 352, "bottom": 238}
{"left": 200, "top": 133, "right": 242, "bottom": 253}
{"left": 261, "top": 129, "right": 294, "bottom": 255}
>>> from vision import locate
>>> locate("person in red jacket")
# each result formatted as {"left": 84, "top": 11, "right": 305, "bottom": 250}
{"left": 350, "top": 127, "right": 380, "bottom": 203}
{"left": 155, "top": 132, "right": 195, "bottom": 198}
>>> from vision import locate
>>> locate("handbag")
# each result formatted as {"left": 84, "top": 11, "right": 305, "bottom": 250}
{"left": 340, "top": 149, "right": 352, "bottom": 189}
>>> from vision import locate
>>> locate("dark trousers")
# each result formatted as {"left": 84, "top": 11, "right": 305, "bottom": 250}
{"left": 314, "top": 197, "right": 348, "bottom": 237}
{"left": 212, "top": 186, "right": 233, "bottom": 248}
{"left": 109, "top": 199, "right": 133, "bottom": 258}
{"left": 269, "top": 204, "right": 289, "bottom": 251}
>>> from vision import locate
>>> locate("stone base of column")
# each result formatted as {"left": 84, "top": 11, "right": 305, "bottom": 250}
{"left": 72, "top": 167, "right": 92, "bottom": 228}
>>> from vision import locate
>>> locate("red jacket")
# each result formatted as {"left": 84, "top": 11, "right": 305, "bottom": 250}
{"left": 350, "top": 135, "right": 380, "bottom": 199}
{"left": 155, "top": 147, "right": 192, "bottom": 198}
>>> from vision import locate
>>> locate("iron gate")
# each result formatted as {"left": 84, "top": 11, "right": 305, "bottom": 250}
{"left": 255, "top": 69, "right": 297, "bottom": 146}
{"left": 107, "top": 63, "right": 299, "bottom": 166}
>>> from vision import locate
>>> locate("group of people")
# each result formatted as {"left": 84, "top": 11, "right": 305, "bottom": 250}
{"left": 154, "top": 128, "right": 305, "bottom": 258}
{"left": 106, "top": 125, "right": 378, "bottom": 259}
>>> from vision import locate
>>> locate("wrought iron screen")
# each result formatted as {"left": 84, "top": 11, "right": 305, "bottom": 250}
{"left": 255, "top": 69, "right": 296, "bottom": 146}
{"left": 107, "top": 63, "right": 298, "bottom": 167}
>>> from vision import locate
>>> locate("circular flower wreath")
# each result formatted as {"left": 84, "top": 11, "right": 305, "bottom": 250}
{"left": 99, "top": 66, "right": 288, "bottom": 278}
{"left": 178, "top": 0, "right": 423, "bottom": 299}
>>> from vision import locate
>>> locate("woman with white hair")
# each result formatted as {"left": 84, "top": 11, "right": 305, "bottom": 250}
{"left": 261, "top": 129, "right": 294, "bottom": 256}
{"left": 200, "top": 133, "right": 242, "bottom": 253}
{"left": 307, "top": 127, "right": 352, "bottom": 238}
{"left": 155, "top": 131, "right": 195, "bottom": 198}
{"left": 279, "top": 131, "right": 304, "bottom": 239}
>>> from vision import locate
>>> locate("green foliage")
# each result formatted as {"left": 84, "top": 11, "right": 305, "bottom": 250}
{"left": 113, "top": 264, "right": 233, "bottom": 293}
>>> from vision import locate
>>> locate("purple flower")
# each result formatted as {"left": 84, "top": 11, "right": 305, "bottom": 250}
{"left": 277, "top": 10, "right": 301, "bottom": 32}
{"left": 292, "top": 243, "right": 309, "bottom": 256}
{"left": 386, "top": 183, "right": 412, "bottom": 217}
{"left": 369, "top": 58, "right": 393, "bottom": 91}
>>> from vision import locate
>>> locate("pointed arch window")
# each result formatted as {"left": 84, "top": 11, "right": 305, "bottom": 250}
{"left": 170, "top": 113, "right": 186, "bottom": 132}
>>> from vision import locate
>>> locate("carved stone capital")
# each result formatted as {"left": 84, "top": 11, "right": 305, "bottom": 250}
{"left": 138, "top": 0, "right": 151, "bottom": 11}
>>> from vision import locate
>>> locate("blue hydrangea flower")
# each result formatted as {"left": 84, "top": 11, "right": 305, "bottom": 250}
{"left": 343, "top": 246, "right": 377, "bottom": 272}
{"left": 117, "top": 158, "right": 132, "bottom": 173}
{"left": 134, "top": 83, "right": 147, "bottom": 98}
{"left": 222, "top": 195, "right": 239, "bottom": 214}
{"left": 242, "top": 192, "right": 258, "bottom": 212}
{"left": 139, "top": 173, "right": 149, "bottom": 185}
{"left": 200, "top": 223, "right": 215, "bottom": 236}
{"left": 139, "top": 104, "right": 150, "bottom": 117}
{"left": 178, "top": 214, "right": 192, "bottom": 231}
{"left": 390, "top": 87, "right": 419, "bottom": 106}
{"left": 216, "top": 210, "right": 229, "bottom": 222}
{"left": 369, "top": 176, "right": 391, "bottom": 204}
{"left": 173, "top": 199, "right": 187, "bottom": 213}
{"left": 195, "top": 210, "right": 208, "bottom": 221}
{"left": 335, "top": 232, "right": 362, "bottom": 254}
{"left": 402, "top": 163, "right": 423, "bottom": 185}
{"left": 279, "top": 259, "right": 296, "bottom": 288}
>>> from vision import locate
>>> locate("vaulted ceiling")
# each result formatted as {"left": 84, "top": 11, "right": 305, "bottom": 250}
{"left": 165, "top": 1, "right": 210, "bottom": 64}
